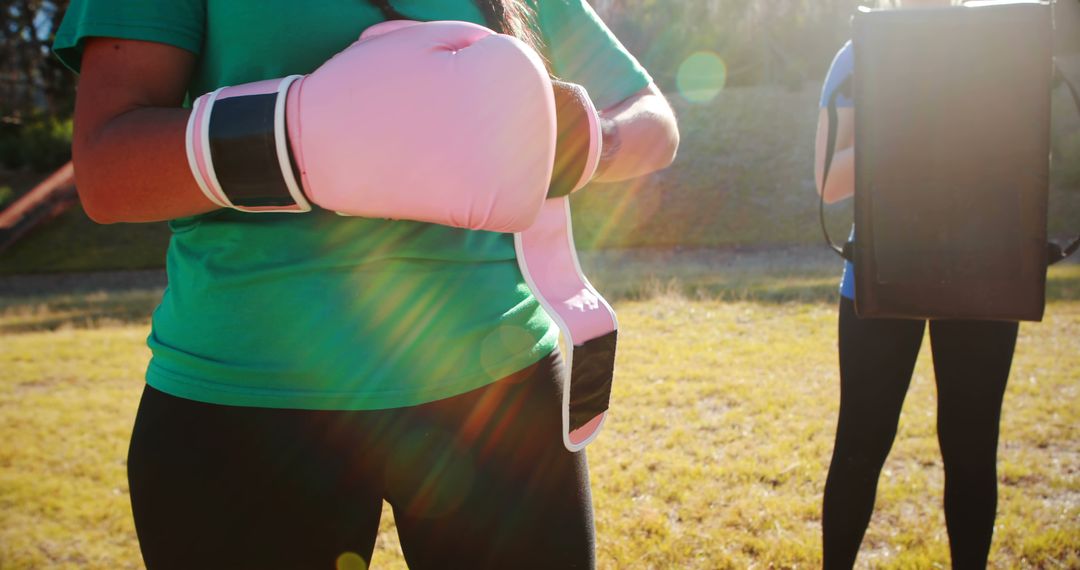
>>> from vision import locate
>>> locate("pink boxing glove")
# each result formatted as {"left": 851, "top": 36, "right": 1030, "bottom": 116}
{"left": 353, "top": 21, "right": 603, "bottom": 198}
{"left": 186, "top": 20, "right": 556, "bottom": 233}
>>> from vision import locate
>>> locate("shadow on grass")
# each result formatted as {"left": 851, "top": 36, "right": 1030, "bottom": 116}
{"left": 586, "top": 247, "right": 1080, "bottom": 309}
{"left": 599, "top": 265, "right": 1080, "bottom": 305}
{"left": 0, "top": 205, "right": 171, "bottom": 276}
{"left": 0, "top": 289, "right": 162, "bottom": 334}
{"left": 0, "top": 270, "right": 166, "bottom": 333}
{"left": 1, "top": 248, "right": 1077, "bottom": 333}
{"left": 597, "top": 274, "right": 841, "bottom": 304}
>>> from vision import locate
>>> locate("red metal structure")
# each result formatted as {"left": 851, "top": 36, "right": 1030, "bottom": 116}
{"left": 0, "top": 162, "right": 77, "bottom": 253}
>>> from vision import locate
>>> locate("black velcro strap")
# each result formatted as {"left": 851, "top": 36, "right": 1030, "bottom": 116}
{"left": 548, "top": 80, "right": 594, "bottom": 198}
{"left": 568, "top": 329, "right": 617, "bottom": 431}
{"left": 209, "top": 94, "right": 298, "bottom": 208}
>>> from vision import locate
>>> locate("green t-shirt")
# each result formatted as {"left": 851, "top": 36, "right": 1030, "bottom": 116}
{"left": 54, "top": 0, "right": 651, "bottom": 410}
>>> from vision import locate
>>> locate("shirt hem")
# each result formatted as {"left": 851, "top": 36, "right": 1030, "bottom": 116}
{"left": 144, "top": 327, "right": 560, "bottom": 411}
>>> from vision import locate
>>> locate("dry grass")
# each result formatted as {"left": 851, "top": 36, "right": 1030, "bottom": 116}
{"left": 1, "top": 255, "right": 1077, "bottom": 569}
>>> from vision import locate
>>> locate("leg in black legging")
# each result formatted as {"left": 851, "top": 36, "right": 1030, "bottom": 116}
{"left": 389, "top": 351, "right": 595, "bottom": 570}
{"left": 127, "top": 387, "right": 386, "bottom": 570}
{"left": 823, "top": 297, "right": 926, "bottom": 570}
{"left": 128, "top": 351, "right": 592, "bottom": 570}
{"left": 929, "top": 319, "right": 1017, "bottom": 570}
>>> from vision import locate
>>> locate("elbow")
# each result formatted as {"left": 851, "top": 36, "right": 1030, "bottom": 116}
{"left": 77, "top": 188, "right": 121, "bottom": 225}
{"left": 72, "top": 154, "right": 121, "bottom": 225}
{"left": 71, "top": 118, "right": 136, "bottom": 224}
{"left": 659, "top": 120, "right": 680, "bottom": 170}
{"left": 71, "top": 134, "right": 114, "bottom": 224}
{"left": 636, "top": 110, "right": 681, "bottom": 176}
{"left": 646, "top": 98, "right": 680, "bottom": 172}
{"left": 649, "top": 86, "right": 680, "bottom": 170}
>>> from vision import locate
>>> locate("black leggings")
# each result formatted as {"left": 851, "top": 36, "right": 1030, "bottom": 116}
{"left": 127, "top": 351, "right": 594, "bottom": 570}
{"left": 822, "top": 297, "right": 1017, "bottom": 570}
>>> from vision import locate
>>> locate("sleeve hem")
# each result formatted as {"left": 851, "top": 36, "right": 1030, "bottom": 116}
{"left": 594, "top": 73, "right": 652, "bottom": 110}
{"left": 54, "top": 19, "right": 202, "bottom": 73}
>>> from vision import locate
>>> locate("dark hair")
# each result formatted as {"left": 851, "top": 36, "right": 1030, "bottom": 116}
{"left": 368, "top": 0, "right": 543, "bottom": 53}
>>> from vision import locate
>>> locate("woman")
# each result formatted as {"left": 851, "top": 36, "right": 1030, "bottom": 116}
{"left": 814, "top": 1, "right": 1018, "bottom": 568}
{"left": 55, "top": 1, "right": 679, "bottom": 568}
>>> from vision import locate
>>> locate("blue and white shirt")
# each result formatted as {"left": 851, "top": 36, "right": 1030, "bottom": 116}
{"left": 819, "top": 41, "right": 855, "bottom": 300}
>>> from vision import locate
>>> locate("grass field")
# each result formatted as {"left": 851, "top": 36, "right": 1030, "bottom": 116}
{"left": 1, "top": 250, "right": 1077, "bottom": 569}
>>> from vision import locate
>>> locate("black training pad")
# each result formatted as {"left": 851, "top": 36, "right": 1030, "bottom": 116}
{"left": 209, "top": 94, "right": 298, "bottom": 208}
{"left": 568, "top": 330, "right": 617, "bottom": 432}
{"left": 852, "top": 3, "right": 1052, "bottom": 321}
{"left": 1056, "top": 0, "right": 1080, "bottom": 56}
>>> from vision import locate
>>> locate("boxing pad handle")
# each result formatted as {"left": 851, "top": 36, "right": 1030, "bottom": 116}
{"left": 547, "top": 81, "right": 604, "bottom": 198}
{"left": 819, "top": 75, "right": 854, "bottom": 262}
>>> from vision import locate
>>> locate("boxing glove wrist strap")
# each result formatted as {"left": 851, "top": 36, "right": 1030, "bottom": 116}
{"left": 594, "top": 118, "right": 620, "bottom": 179}
{"left": 548, "top": 81, "right": 603, "bottom": 198}
{"left": 186, "top": 75, "right": 312, "bottom": 213}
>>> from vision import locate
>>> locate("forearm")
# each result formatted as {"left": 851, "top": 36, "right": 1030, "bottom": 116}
{"left": 593, "top": 86, "right": 679, "bottom": 183}
{"left": 72, "top": 38, "right": 217, "bottom": 224}
{"left": 74, "top": 106, "right": 218, "bottom": 224}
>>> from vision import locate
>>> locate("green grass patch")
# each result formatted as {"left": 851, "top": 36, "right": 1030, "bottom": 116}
{"left": 2, "top": 253, "right": 1077, "bottom": 568}
{"left": 0, "top": 205, "right": 172, "bottom": 276}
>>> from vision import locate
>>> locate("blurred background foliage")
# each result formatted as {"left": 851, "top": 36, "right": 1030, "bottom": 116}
{"left": 0, "top": 0, "right": 1078, "bottom": 274}
{"left": 595, "top": 0, "right": 863, "bottom": 90}
{"left": 0, "top": 0, "right": 865, "bottom": 177}
{"left": 1, "top": 0, "right": 73, "bottom": 176}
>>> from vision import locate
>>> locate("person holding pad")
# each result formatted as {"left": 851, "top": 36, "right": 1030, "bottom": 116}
{"left": 814, "top": 0, "right": 1022, "bottom": 567}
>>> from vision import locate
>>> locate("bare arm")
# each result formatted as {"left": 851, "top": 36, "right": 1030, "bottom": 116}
{"left": 593, "top": 83, "right": 680, "bottom": 183}
{"left": 73, "top": 38, "right": 219, "bottom": 224}
{"left": 813, "top": 106, "right": 854, "bottom": 204}
{"left": 74, "top": 39, "right": 680, "bottom": 221}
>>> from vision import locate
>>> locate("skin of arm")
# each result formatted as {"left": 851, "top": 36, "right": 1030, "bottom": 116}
{"left": 813, "top": 0, "right": 948, "bottom": 205}
{"left": 73, "top": 38, "right": 220, "bottom": 224}
{"left": 813, "top": 106, "right": 854, "bottom": 204}
{"left": 593, "top": 82, "right": 679, "bottom": 183}
{"left": 74, "top": 38, "right": 680, "bottom": 224}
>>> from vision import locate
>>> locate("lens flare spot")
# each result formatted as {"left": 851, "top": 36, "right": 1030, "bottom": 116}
{"left": 676, "top": 51, "right": 727, "bottom": 104}
{"left": 385, "top": 428, "right": 475, "bottom": 519}
{"left": 480, "top": 325, "right": 537, "bottom": 379}
{"left": 336, "top": 552, "right": 367, "bottom": 570}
